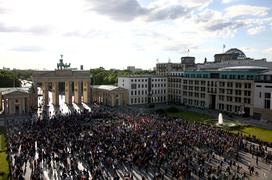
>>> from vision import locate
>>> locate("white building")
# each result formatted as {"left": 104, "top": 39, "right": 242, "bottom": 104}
{"left": 118, "top": 75, "right": 168, "bottom": 105}
{"left": 254, "top": 71, "right": 272, "bottom": 121}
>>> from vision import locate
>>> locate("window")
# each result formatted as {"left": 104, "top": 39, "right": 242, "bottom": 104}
{"left": 244, "top": 98, "right": 251, "bottom": 104}
{"left": 131, "top": 84, "right": 136, "bottom": 89}
{"left": 245, "top": 83, "right": 251, "bottom": 89}
{"left": 235, "top": 97, "right": 241, "bottom": 103}
{"left": 264, "top": 99, "right": 271, "bottom": 109}
{"left": 235, "top": 83, "right": 242, "bottom": 88}
{"left": 227, "top": 105, "right": 232, "bottom": 111}
{"left": 265, "top": 93, "right": 271, "bottom": 99}
{"left": 244, "top": 90, "right": 251, "bottom": 96}
{"left": 131, "top": 91, "right": 133, "bottom": 95}
{"left": 235, "top": 90, "right": 241, "bottom": 95}
{"left": 227, "top": 96, "right": 232, "bottom": 102}
{"left": 219, "top": 104, "right": 224, "bottom": 110}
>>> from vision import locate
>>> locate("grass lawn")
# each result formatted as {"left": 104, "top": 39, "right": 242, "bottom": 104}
{"left": 167, "top": 111, "right": 272, "bottom": 143}
{"left": 231, "top": 126, "right": 272, "bottom": 143}
{"left": 167, "top": 111, "right": 215, "bottom": 124}
{"left": 0, "top": 129, "right": 10, "bottom": 180}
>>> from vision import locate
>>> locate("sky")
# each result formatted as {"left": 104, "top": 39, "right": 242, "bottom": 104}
{"left": 0, "top": 0, "right": 272, "bottom": 70}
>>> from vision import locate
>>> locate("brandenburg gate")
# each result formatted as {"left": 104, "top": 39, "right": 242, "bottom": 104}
{"left": 32, "top": 56, "right": 91, "bottom": 107}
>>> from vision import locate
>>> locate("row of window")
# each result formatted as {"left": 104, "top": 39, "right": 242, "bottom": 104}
{"left": 218, "top": 104, "right": 243, "bottom": 113}
{"left": 170, "top": 80, "right": 252, "bottom": 89}
{"left": 183, "top": 98, "right": 206, "bottom": 107}
{"left": 130, "top": 78, "right": 166, "bottom": 82}
{"left": 130, "top": 89, "right": 166, "bottom": 96}
{"left": 131, "top": 83, "right": 167, "bottom": 89}
{"left": 130, "top": 96, "right": 166, "bottom": 104}
{"left": 183, "top": 92, "right": 206, "bottom": 98}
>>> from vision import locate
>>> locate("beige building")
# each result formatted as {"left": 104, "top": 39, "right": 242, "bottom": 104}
{"left": 0, "top": 87, "right": 36, "bottom": 115}
{"left": 92, "top": 85, "right": 128, "bottom": 107}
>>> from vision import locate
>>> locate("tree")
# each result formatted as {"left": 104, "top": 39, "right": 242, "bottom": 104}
{"left": 90, "top": 68, "right": 155, "bottom": 85}
{"left": 0, "top": 70, "right": 21, "bottom": 87}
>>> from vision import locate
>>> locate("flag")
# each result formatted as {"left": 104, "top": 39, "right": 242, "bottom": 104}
{"left": 223, "top": 44, "right": 226, "bottom": 49}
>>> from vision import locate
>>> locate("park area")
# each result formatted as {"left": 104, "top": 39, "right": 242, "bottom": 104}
{"left": 0, "top": 128, "right": 10, "bottom": 180}
{"left": 167, "top": 109, "right": 272, "bottom": 143}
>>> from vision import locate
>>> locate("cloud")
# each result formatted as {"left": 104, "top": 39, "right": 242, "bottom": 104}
{"left": 10, "top": 45, "right": 44, "bottom": 52}
{"left": 247, "top": 26, "right": 265, "bottom": 35}
{"left": 205, "top": 20, "right": 244, "bottom": 32}
{"left": 146, "top": 5, "right": 190, "bottom": 21}
{"left": 225, "top": 5, "right": 269, "bottom": 18}
{"left": 86, "top": 0, "right": 212, "bottom": 22}
{"left": 222, "top": 0, "right": 234, "bottom": 4}
{"left": 263, "top": 48, "right": 272, "bottom": 54}
{"left": 87, "top": 0, "right": 148, "bottom": 21}
{"left": 0, "top": 22, "right": 50, "bottom": 34}
{"left": 0, "top": 7, "right": 8, "bottom": 14}
{"left": 240, "top": 47, "right": 257, "bottom": 53}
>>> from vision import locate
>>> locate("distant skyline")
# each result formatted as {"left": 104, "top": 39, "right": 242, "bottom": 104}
{"left": 0, "top": 0, "right": 272, "bottom": 70}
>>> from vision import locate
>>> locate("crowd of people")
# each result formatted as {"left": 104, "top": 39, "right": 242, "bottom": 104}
{"left": 5, "top": 105, "right": 272, "bottom": 179}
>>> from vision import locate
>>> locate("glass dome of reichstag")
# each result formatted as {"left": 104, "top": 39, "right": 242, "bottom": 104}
{"left": 225, "top": 48, "right": 246, "bottom": 59}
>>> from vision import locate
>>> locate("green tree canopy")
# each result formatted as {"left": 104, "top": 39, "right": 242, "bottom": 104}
{"left": 90, "top": 68, "right": 155, "bottom": 85}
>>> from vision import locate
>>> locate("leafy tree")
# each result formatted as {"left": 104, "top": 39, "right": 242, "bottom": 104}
{"left": 0, "top": 70, "right": 21, "bottom": 87}
{"left": 90, "top": 68, "right": 155, "bottom": 85}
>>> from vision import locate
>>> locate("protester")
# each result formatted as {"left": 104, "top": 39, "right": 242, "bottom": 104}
{"left": 6, "top": 106, "right": 272, "bottom": 179}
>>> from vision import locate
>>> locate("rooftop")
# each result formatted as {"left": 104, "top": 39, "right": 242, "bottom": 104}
{"left": 0, "top": 87, "right": 30, "bottom": 95}
{"left": 218, "top": 66, "right": 268, "bottom": 72}
{"left": 92, "top": 85, "right": 120, "bottom": 91}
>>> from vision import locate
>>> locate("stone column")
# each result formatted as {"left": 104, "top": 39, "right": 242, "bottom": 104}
{"left": 111, "top": 93, "right": 114, "bottom": 107}
{"left": 65, "top": 81, "right": 72, "bottom": 105}
{"left": 74, "top": 81, "right": 82, "bottom": 104}
{"left": 83, "top": 80, "right": 90, "bottom": 104}
{"left": 8, "top": 98, "right": 14, "bottom": 115}
{"left": 4, "top": 99, "right": 7, "bottom": 115}
{"left": 42, "top": 81, "right": 49, "bottom": 106}
{"left": 52, "top": 81, "right": 59, "bottom": 106}
{"left": 33, "top": 81, "right": 38, "bottom": 109}
{"left": 21, "top": 98, "right": 26, "bottom": 114}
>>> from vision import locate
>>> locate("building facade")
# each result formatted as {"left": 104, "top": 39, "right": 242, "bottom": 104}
{"left": 167, "top": 68, "right": 262, "bottom": 117}
{"left": 92, "top": 85, "right": 128, "bottom": 107}
{"left": 0, "top": 87, "right": 36, "bottom": 115}
{"left": 254, "top": 71, "right": 272, "bottom": 121}
{"left": 156, "top": 63, "right": 183, "bottom": 76}
{"left": 118, "top": 76, "right": 168, "bottom": 105}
